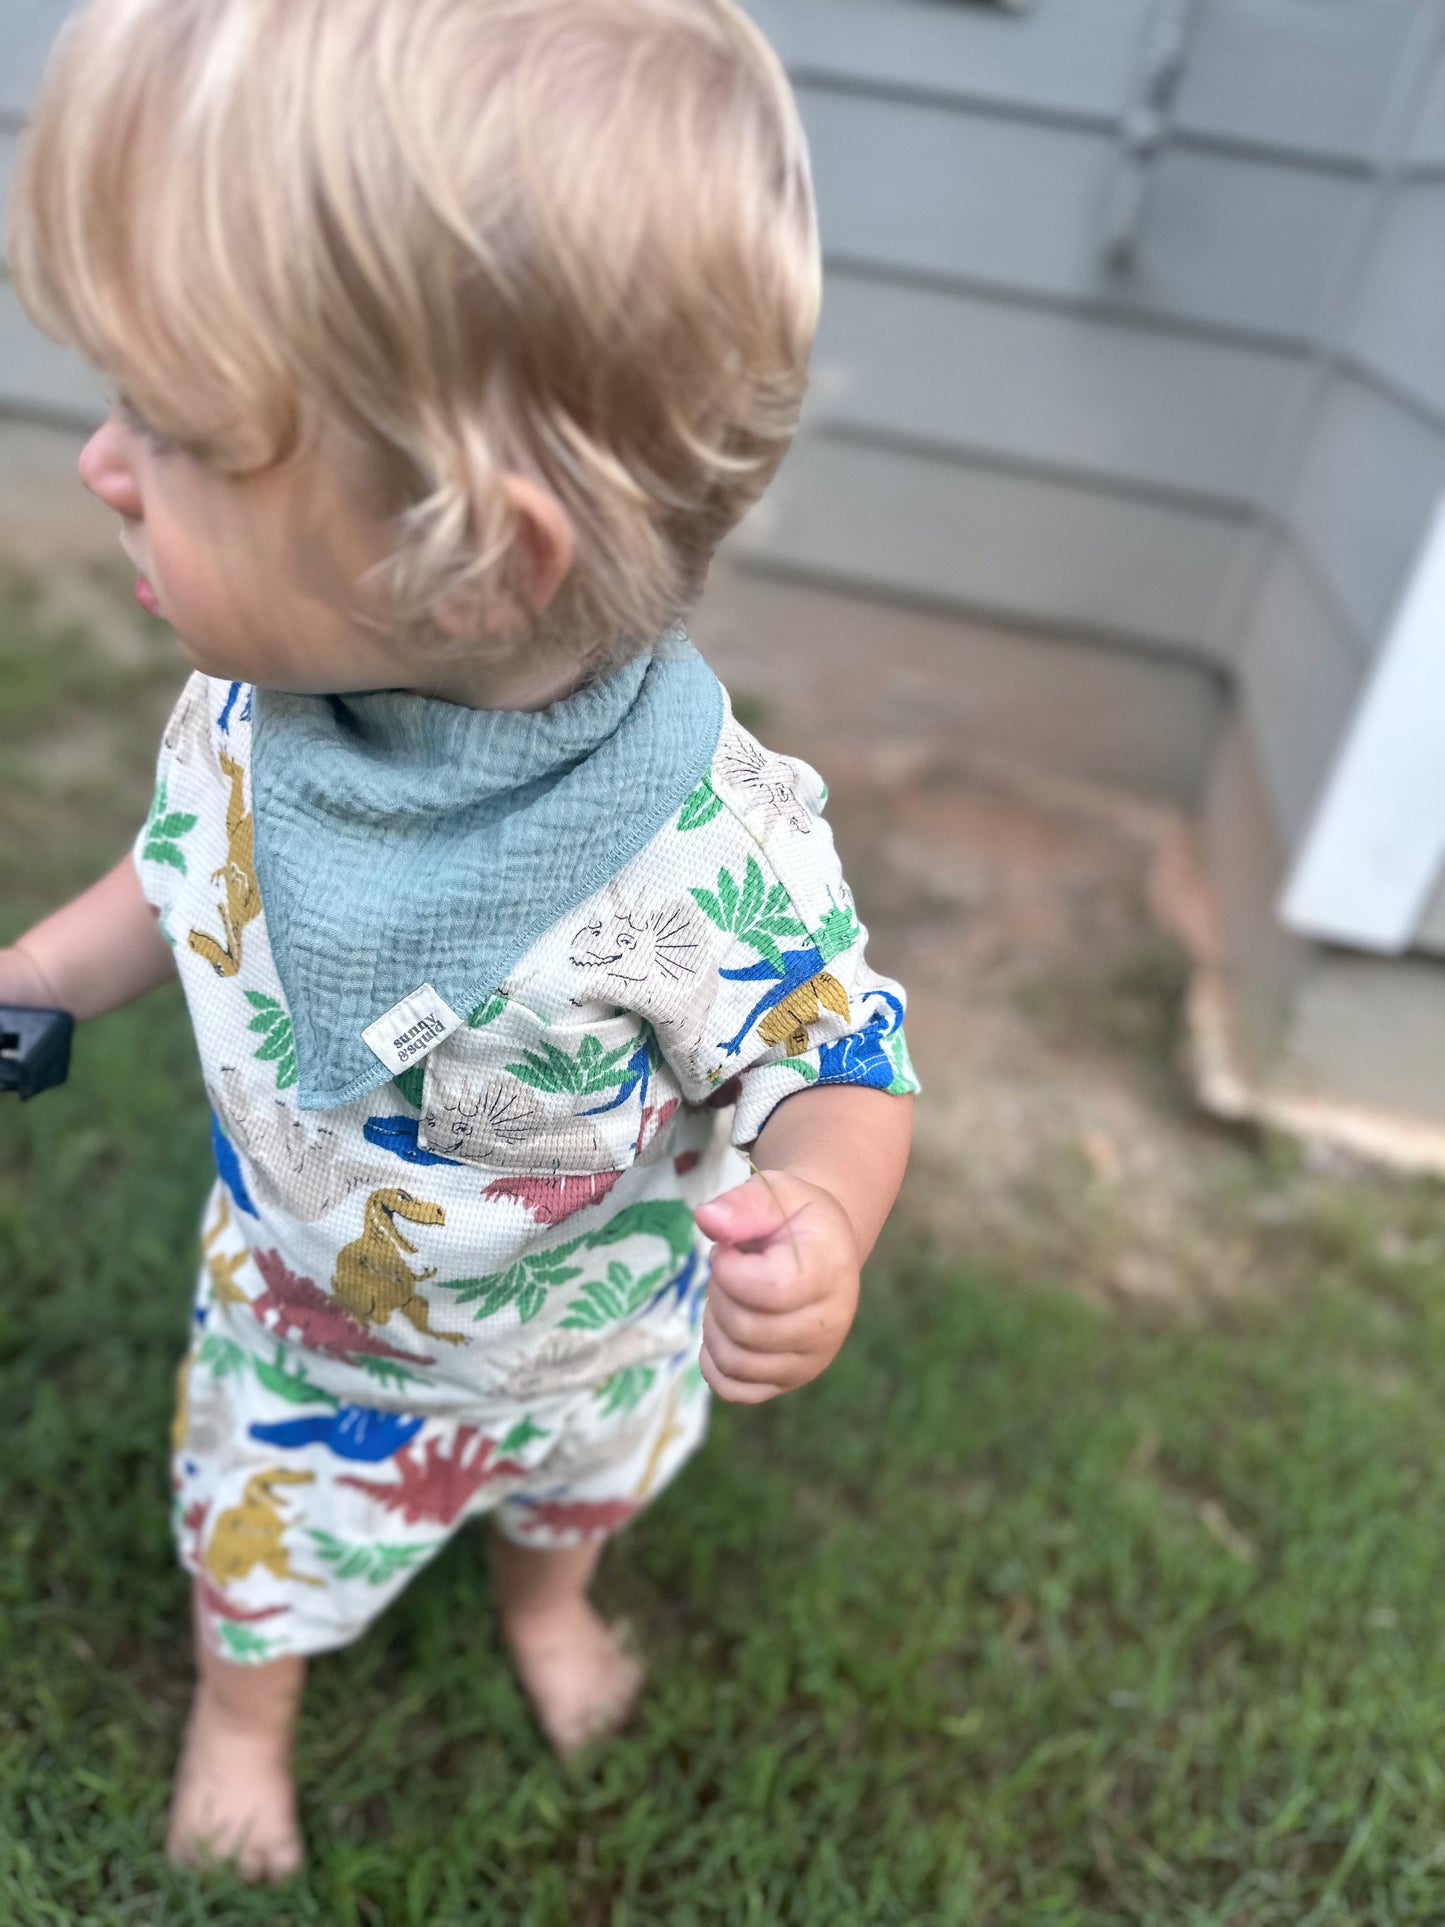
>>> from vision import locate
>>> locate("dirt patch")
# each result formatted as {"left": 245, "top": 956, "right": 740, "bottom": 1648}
{"left": 693, "top": 575, "right": 1445, "bottom": 1306}
{"left": 792, "top": 734, "right": 1267, "bottom": 1302}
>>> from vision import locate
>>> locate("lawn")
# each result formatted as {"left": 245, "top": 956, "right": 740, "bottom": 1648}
{"left": 6, "top": 569, "right": 1445, "bottom": 1924}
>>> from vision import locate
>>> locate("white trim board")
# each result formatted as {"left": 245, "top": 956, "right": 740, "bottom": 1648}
{"left": 1281, "top": 494, "right": 1445, "bottom": 951}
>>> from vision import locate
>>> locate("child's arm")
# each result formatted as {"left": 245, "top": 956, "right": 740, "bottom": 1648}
{"left": 0, "top": 855, "right": 177, "bottom": 1019}
{"left": 691, "top": 1084, "right": 914, "bottom": 1404}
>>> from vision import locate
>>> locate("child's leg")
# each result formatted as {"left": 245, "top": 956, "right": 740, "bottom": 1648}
{"left": 488, "top": 1530, "right": 644, "bottom": 1761}
{"left": 486, "top": 1352, "right": 709, "bottom": 1759}
{"left": 166, "top": 1587, "right": 307, "bottom": 1881}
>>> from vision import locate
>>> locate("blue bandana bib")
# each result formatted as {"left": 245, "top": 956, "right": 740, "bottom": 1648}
{"left": 248, "top": 633, "right": 723, "bottom": 1109}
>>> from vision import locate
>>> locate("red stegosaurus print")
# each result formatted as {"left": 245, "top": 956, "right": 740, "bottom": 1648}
{"left": 512, "top": 1496, "right": 640, "bottom": 1535}
{"left": 338, "top": 1427, "right": 529, "bottom": 1526}
{"left": 482, "top": 1170, "right": 623, "bottom": 1225}
{"left": 251, "top": 1247, "right": 434, "bottom": 1365}
{"left": 480, "top": 1100, "right": 682, "bottom": 1226}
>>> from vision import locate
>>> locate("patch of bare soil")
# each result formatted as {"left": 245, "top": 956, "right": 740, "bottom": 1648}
{"left": 809, "top": 734, "right": 1264, "bottom": 1303}
{"left": 697, "top": 608, "right": 1441, "bottom": 1308}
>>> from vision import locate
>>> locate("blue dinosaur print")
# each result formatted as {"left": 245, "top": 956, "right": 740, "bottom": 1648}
{"left": 815, "top": 991, "right": 904, "bottom": 1089}
{"left": 661, "top": 1253, "right": 709, "bottom": 1378}
{"left": 580, "top": 1040, "right": 651, "bottom": 1119}
{"left": 645, "top": 1247, "right": 700, "bottom": 1321}
{"left": 216, "top": 681, "right": 253, "bottom": 733}
{"left": 717, "top": 944, "right": 827, "bottom": 1057}
{"left": 362, "top": 1113, "right": 462, "bottom": 1167}
{"left": 210, "top": 1111, "right": 259, "bottom": 1216}
{"left": 580, "top": 1039, "right": 656, "bottom": 1153}
{"left": 248, "top": 1404, "right": 425, "bottom": 1461}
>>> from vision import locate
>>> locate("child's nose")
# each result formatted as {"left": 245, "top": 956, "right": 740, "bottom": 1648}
{"left": 78, "top": 416, "right": 143, "bottom": 519}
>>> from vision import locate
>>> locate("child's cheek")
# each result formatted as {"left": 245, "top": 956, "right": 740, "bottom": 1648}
{"left": 148, "top": 542, "right": 226, "bottom": 659}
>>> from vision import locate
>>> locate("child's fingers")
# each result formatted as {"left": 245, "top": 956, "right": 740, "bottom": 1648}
{"left": 705, "top": 1283, "right": 837, "bottom": 1355}
{"left": 701, "top": 1299, "right": 809, "bottom": 1389}
{"left": 706, "top": 1239, "right": 821, "bottom": 1310}
{"left": 698, "top": 1334, "right": 792, "bottom": 1405}
{"left": 693, "top": 1173, "right": 795, "bottom": 1250}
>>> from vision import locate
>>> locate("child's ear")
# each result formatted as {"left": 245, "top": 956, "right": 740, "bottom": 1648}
{"left": 432, "top": 474, "right": 572, "bottom": 642}
{"left": 501, "top": 474, "right": 573, "bottom": 618}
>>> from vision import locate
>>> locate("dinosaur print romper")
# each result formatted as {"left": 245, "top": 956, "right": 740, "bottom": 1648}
{"left": 137, "top": 673, "right": 918, "bottom": 1663}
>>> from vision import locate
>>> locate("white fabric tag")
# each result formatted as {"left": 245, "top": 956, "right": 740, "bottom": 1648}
{"left": 360, "top": 984, "right": 464, "bottom": 1074}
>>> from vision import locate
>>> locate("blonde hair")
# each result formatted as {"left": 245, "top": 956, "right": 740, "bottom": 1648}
{"left": 10, "top": 0, "right": 819, "bottom": 652}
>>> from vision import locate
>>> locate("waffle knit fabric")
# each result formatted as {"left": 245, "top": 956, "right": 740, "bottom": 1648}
{"left": 137, "top": 669, "right": 918, "bottom": 1660}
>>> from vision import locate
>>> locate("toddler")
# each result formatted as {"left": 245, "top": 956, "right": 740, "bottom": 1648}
{"left": 2, "top": 0, "right": 916, "bottom": 1882}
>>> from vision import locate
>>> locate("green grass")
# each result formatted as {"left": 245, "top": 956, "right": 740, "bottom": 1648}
{"left": 9, "top": 1023, "right": 1445, "bottom": 1925}
{"left": 7, "top": 568, "right": 1445, "bottom": 1922}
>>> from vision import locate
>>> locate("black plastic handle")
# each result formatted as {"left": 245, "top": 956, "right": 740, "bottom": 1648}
{"left": 0, "top": 1005, "right": 75, "bottom": 1100}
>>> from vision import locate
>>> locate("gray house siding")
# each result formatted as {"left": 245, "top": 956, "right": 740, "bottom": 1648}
{"left": 813, "top": 278, "right": 1304, "bottom": 510}
{"left": 0, "top": 4, "right": 68, "bottom": 120}
{"left": 1391, "top": 190, "right": 1445, "bottom": 949}
{"left": 731, "top": 0, "right": 1437, "bottom": 739}
{"left": 1246, "top": 55, "right": 1445, "bottom": 955}
{"left": 731, "top": 0, "right": 1445, "bottom": 969}
{"left": 746, "top": 434, "right": 1246, "bottom": 660}
{"left": 1232, "top": 545, "right": 1367, "bottom": 853}
{"left": 0, "top": 5, "right": 104, "bottom": 423}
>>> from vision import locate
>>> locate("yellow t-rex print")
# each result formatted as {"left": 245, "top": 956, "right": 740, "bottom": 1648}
{"left": 331, "top": 1188, "right": 463, "bottom": 1345}
{"left": 204, "top": 1468, "right": 322, "bottom": 1589}
{"left": 755, "top": 970, "right": 850, "bottom": 1057}
{"left": 188, "top": 749, "right": 259, "bottom": 977}
{"left": 201, "top": 1188, "right": 249, "bottom": 1307}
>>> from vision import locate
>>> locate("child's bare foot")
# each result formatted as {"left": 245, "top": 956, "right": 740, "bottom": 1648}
{"left": 500, "top": 1595, "right": 645, "bottom": 1761}
{"left": 167, "top": 1684, "right": 305, "bottom": 1879}
{"left": 488, "top": 1528, "right": 644, "bottom": 1759}
{"left": 169, "top": 1595, "right": 307, "bottom": 1882}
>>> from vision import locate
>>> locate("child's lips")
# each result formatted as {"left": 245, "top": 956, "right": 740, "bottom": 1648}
{"left": 134, "top": 573, "right": 162, "bottom": 616}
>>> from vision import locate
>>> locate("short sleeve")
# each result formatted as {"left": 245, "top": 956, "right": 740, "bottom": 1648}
{"left": 633, "top": 709, "right": 920, "bottom": 1149}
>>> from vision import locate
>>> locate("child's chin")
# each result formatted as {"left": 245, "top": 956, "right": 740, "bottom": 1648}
{"left": 175, "top": 635, "right": 240, "bottom": 679}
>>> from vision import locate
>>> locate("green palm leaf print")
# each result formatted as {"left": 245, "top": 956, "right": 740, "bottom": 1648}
{"left": 506, "top": 1031, "right": 641, "bottom": 1097}
{"left": 307, "top": 1530, "right": 441, "bottom": 1586}
{"left": 679, "top": 1358, "right": 707, "bottom": 1406}
{"left": 445, "top": 1200, "right": 694, "bottom": 1324}
{"left": 449, "top": 1245, "right": 585, "bottom": 1324}
{"left": 677, "top": 772, "right": 724, "bottom": 832}
{"left": 885, "top": 1027, "right": 920, "bottom": 1096}
{"left": 561, "top": 1259, "right": 667, "bottom": 1332}
{"left": 252, "top": 1345, "right": 338, "bottom": 1407}
{"left": 393, "top": 1062, "right": 426, "bottom": 1109}
{"left": 689, "top": 856, "right": 805, "bottom": 970}
{"left": 353, "top": 1355, "right": 427, "bottom": 1391}
{"left": 196, "top": 1332, "right": 248, "bottom": 1379}
{"left": 594, "top": 1364, "right": 656, "bottom": 1416}
{"left": 501, "top": 1414, "right": 549, "bottom": 1454}
{"left": 812, "top": 899, "right": 862, "bottom": 963}
{"left": 393, "top": 992, "right": 501, "bottom": 1107}
{"left": 217, "top": 1623, "right": 273, "bottom": 1662}
{"left": 244, "top": 990, "right": 298, "bottom": 1091}
{"left": 141, "top": 776, "right": 198, "bottom": 875}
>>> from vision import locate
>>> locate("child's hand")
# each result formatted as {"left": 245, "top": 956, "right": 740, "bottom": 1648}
{"left": 692, "top": 1173, "right": 861, "bottom": 1404}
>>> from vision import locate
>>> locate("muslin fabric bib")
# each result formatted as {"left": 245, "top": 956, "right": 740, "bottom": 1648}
{"left": 248, "top": 634, "right": 723, "bottom": 1109}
